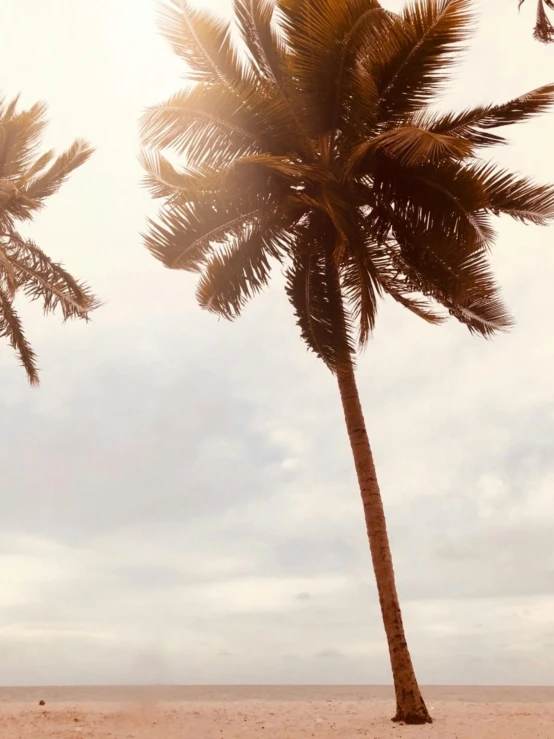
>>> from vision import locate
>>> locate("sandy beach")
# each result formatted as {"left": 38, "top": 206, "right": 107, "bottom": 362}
{"left": 1, "top": 686, "right": 554, "bottom": 738}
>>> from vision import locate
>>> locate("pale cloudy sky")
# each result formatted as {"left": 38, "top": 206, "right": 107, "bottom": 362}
{"left": 1, "top": 0, "right": 554, "bottom": 687}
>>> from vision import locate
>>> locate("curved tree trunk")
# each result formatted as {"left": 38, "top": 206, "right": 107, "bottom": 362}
{"left": 335, "top": 358, "right": 432, "bottom": 724}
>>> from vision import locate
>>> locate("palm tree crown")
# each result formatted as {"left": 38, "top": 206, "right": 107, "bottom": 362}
{"left": 0, "top": 95, "right": 98, "bottom": 384}
{"left": 141, "top": 0, "right": 554, "bottom": 372}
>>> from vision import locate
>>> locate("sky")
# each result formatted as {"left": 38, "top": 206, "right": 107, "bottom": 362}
{"left": 0, "top": 0, "right": 554, "bottom": 687}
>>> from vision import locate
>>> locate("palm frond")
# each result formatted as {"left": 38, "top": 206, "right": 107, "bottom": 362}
{"left": 233, "top": 0, "right": 283, "bottom": 84}
{"left": 285, "top": 249, "right": 354, "bottom": 370}
{"left": 0, "top": 97, "right": 93, "bottom": 222}
{"left": 140, "top": 85, "right": 262, "bottom": 166}
{"left": 140, "top": 151, "right": 294, "bottom": 209}
{"left": 276, "top": 0, "right": 306, "bottom": 21}
{"left": 25, "top": 150, "right": 55, "bottom": 178}
{"left": 536, "top": 0, "right": 554, "bottom": 42}
{"left": 373, "top": 157, "right": 496, "bottom": 250}
{"left": 5, "top": 233, "right": 100, "bottom": 319}
{"left": 196, "top": 211, "right": 293, "bottom": 318}
{"left": 416, "top": 83, "right": 554, "bottom": 147}
{"left": 454, "top": 296, "right": 514, "bottom": 337}
{"left": 374, "top": 0, "right": 474, "bottom": 121}
{"left": 519, "top": 0, "right": 554, "bottom": 43}
{"left": 140, "top": 149, "right": 203, "bottom": 202}
{"left": 447, "top": 251, "right": 514, "bottom": 336}
{"left": 22, "top": 140, "right": 94, "bottom": 204}
{"left": 0, "top": 100, "right": 49, "bottom": 178}
{"left": 278, "top": 0, "right": 388, "bottom": 136}
{"left": 472, "top": 163, "right": 554, "bottom": 224}
{"left": 0, "top": 242, "right": 16, "bottom": 297}
{"left": 331, "top": 6, "right": 398, "bottom": 138}
{"left": 158, "top": 0, "right": 244, "bottom": 87}
{"left": 0, "top": 284, "right": 39, "bottom": 384}
{"left": 0, "top": 96, "right": 21, "bottom": 120}
{"left": 142, "top": 150, "right": 296, "bottom": 272}
{"left": 477, "top": 83, "right": 554, "bottom": 127}
{"left": 286, "top": 250, "right": 332, "bottom": 366}
{"left": 0, "top": 97, "right": 97, "bottom": 385}
{"left": 0, "top": 179, "right": 27, "bottom": 222}
{"left": 387, "top": 214, "right": 511, "bottom": 338}
{"left": 223, "top": 154, "right": 329, "bottom": 188}
{"left": 383, "top": 284, "right": 447, "bottom": 324}
{"left": 140, "top": 80, "right": 310, "bottom": 166}
{"left": 144, "top": 190, "right": 267, "bottom": 272}
{"left": 346, "top": 125, "right": 474, "bottom": 173}
{"left": 233, "top": 1, "right": 316, "bottom": 156}
{"left": 283, "top": 210, "right": 356, "bottom": 369}
{"left": 340, "top": 246, "right": 380, "bottom": 345}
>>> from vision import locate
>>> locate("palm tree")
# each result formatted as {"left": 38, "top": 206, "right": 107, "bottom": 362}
{"left": 519, "top": 0, "right": 554, "bottom": 42}
{"left": 0, "top": 94, "right": 98, "bottom": 384}
{"left": 140, "top": 0, "right": 554, "bottom": 724}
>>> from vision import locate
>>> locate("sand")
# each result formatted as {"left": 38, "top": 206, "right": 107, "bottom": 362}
{"left": 1, "top": 686, "right": 554, "bottom": 738}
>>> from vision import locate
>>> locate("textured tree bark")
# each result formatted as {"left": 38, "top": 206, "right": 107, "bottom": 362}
{"left": 335, "top": 358, "right": 432, "bottom": 724}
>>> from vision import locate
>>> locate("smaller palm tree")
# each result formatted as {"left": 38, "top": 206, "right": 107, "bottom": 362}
{"left": 0, "top": 95, "right": 99, "bottom": 384}
{"left": 519, "top": 0, "right": 554, "bottom": 42}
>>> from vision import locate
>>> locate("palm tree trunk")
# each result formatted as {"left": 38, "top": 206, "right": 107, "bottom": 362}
{"left": 335, "top": 357, "right": 432, "bottom": 725}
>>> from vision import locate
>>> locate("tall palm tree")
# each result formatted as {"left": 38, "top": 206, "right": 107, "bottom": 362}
{"left": 140, "top": 0, "right": 554, "bottom": 724}
{"left": 0, "top": 95, "right": 98, "bottom": 384}
{"left": 519, "top": 0, "right": 554, "bottom": 42}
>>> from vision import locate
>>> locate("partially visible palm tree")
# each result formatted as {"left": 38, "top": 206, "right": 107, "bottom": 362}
{"left": 0, "top": 95, "right": 98, "bottom": 384}
{"left": 140, "top": 0, "right": 554, "bottom": 724}
{"left": 519, "top": 0, "right": 554, "bottom": 42}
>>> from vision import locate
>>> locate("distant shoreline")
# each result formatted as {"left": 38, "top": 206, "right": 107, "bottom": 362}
{"left": 1, "top": 684, "right": 554, "bottom": 704}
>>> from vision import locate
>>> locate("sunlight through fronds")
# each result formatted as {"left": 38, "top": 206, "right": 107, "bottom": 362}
{"left": 141, "top": 0, "right": 554, "bottom": 371}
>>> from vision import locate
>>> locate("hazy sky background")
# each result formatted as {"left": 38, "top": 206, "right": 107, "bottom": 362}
{"left": 1, "top": 0, "right": 554, "bottom": 686}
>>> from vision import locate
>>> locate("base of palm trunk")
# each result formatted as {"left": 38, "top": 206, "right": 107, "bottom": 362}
{"left": 391, "top": 694, "right": 433, "bottom": 724}
{"left": 392, "top": 710, "right": 433, "bottom": 725}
